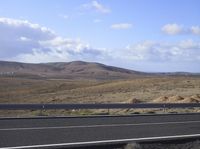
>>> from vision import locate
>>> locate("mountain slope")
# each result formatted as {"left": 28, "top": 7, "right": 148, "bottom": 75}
{"left": 0, "top": 61, "right": 146, "bottom": 80}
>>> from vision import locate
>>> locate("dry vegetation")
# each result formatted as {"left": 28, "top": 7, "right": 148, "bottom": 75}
{"left": 0, "top": 76, "right": 200, "bottom": 116}
{"left": 1, "top": 76, "right": 199, "bottom": 104}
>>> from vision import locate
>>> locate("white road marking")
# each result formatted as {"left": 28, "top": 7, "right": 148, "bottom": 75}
{"left": 2, "top": 133, "right": 200, "bottom": 149}
{"left": 0, "top": 120, "right": 200, "bottom": 131}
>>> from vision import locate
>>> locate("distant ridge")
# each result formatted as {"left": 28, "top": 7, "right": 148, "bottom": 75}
{"left": 0, "top": 61, "right": 199, "bottom": 80}
{"left": 0, "top": 61, "right": 146, "bottom": 79}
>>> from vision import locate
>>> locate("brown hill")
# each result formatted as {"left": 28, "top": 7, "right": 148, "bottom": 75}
{"left": 0, "top": 61, "right": 146, "bottom": 80}
{"left": 1, "top": 60, "right": 199, "bottom": 80}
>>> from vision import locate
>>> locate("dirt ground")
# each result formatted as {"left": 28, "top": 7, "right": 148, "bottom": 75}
{"left": 0, "top": 76, "right": 200, "bottom": 116}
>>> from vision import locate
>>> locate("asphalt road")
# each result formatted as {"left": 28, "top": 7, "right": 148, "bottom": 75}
{"left": 0, "top": 113, "right": 200, "bottom": 149}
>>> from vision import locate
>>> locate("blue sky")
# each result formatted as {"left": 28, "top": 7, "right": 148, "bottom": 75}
{"left": 0, "top": 0, "right": 200, "bottom": 72}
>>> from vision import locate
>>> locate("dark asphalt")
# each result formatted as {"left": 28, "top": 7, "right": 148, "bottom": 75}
{"left": 0, "top": 113, "right": 200, "bottom": 148}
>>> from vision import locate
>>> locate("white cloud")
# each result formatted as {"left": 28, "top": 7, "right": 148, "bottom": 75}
{"left": 162, "top": 24, "right": 200, "bottom": 36}
{"left": 0, "top": 17, "right": 103, "bottom": 63}
{"left": 59, "top": 14, "right": 69, "bottom": 19}
{"left": 0, "top": 17, "right": 56, "bottom": 59}
{"left": 93, "top": 19, "right": 102, "bottom": 23}
{"left": 19, "top": 36, "right": 31, "bottom": 42}
{"left": 178, "top": 39, "right": 199, "bottom": 49}
{"left": 114, "top": 40, "right": 200, "bottom": 62}
{"left": 0, "top": 17, "right": 200, "bottom": 72}
{"left": 111, "top": 23, "right": 133, "bottom": 30}
{"left": 191, "top": 26, "right": 200, "bottom": 35}
{"left": 82, "top": 1, "right": 110, "bottom": 14}
{"left": 161, "top": 23, "right": 183, "bottom": 35}
{"left": 39, "top": 37, "right": 92, "bottom": 54}
{"left": 14, "top": 48, "right": 71, "bottom": 63}
{"left": 0, "top": 17, "right": 55, "bottom": 34}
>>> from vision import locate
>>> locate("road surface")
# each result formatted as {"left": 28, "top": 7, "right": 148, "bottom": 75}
{"left": 0, "top": 113, "right": 200, "bottom": 148}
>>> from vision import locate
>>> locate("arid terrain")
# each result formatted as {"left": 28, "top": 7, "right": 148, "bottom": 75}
{"left": 0, "top": 76, "right": 200, "bottom": 104}
{"left": 0, "top": 61, "right": 200, "bottom": 116}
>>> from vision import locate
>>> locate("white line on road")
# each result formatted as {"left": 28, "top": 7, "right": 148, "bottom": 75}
{"left": 2, "top": 133, "right": 200, "bottom": 149}
{"left": 0, "top": 120, "right": 200, "bottom": 131}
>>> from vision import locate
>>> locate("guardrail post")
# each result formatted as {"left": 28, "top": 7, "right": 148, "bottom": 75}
{"left": 163, "top": 104, "right": 166, "bottom": 113}
{"left": 39, "top": 105, "right": 45, "bottom": 116}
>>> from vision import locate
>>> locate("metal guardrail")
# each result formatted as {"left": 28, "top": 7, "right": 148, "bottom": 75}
{"left": 0, "top": 103, "right": 199, "bottom": 110}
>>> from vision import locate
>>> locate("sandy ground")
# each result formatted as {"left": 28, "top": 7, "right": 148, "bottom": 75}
{"left": 0, "top": 76, "right": 200, "bottom": 116}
